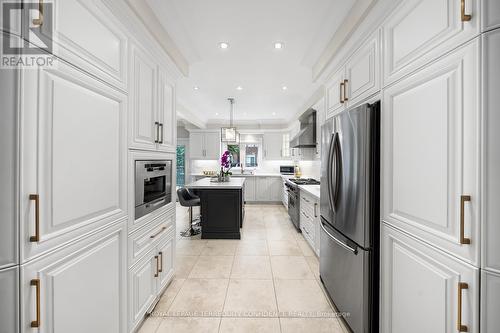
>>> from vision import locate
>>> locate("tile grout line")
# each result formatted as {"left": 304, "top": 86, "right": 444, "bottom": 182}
{"left": 217, "top": 252, "right": 236, "bottom": 332}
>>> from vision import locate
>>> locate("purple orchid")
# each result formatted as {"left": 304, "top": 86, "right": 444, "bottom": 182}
{"left": 220, "top": 151, "right": 232, "bottom": 174}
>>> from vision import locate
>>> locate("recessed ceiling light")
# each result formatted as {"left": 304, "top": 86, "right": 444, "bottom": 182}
{"left": 215, "top": 112, "right": 219, "bottom": 116}
{"left": 236, "top": 86, "right": 243, "bottom": 91}
{"left": 272, "top": 112, "right": 276, "bottom": 116}
{"left": 282, "top": 86, "right": 288, "bottom": 90}
{"left": 274, "top": 42, "right": 284, "bottom": 49}
{"left": 219, "top": 42, "right": 229, "bottom": 49}
{"left": 193, "top": 86, "right": 199, "bottom": 90}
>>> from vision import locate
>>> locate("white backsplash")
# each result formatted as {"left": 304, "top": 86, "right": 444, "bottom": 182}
{"left": 298, "top": 160, "right": 321, "bottom": 180}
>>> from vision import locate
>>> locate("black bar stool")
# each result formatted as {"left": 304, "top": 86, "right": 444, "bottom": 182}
{"left": 177, "top": 187, "right": 201, "bottom": 237}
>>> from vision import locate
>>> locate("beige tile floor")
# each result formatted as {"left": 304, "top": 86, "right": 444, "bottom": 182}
{"left": 139, "top": 204, "right": 349, "bottom": 333}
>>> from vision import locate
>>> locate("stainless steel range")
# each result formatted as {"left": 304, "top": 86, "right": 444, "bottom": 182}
{"left": 285, "top": 178, "right": 320, "bottom": 231}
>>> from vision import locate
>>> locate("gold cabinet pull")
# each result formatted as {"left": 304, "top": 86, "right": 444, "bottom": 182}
{"left": 460, "top": 195, "right": 471, "bottom": 244}
{"left": 340, "top": 82, "right": 345, "bottom": 103}
{"left": 150, "top": 226, "right": 167, "bottom": 239}
{"left": 457, "top": 282, "right": 469, "bottom": 332}
{"left": 343, "top": 79, "right": 349, "bottom": 102}
{"left": 29, "top": 194, "right": 40, "bottom": 242}
{"left": 32, "top": 0, "right": 44, "bottom": 26}
{"left": 461, "top": 0, "right": 472, "bottom": 22}
{"left": 154, "top": 255, "right": 159, "bottom": 277}
{"left": 159, "top": 251, "right": 163, "bottom": 273}
{"left": 30, "top": 279, "right": 41, "bottom": 328}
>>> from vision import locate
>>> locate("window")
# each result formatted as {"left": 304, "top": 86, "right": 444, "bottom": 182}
{"left": 227, "top": 144, "right": 240, "bottom": 167}
{"left": 176, "top": 145, "right": 186, "bottom": 187}
{"left": 245, "top": 144, "right": 259, "bottom": 167}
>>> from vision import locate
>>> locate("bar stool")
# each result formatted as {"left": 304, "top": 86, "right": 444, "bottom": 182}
{"left": 177, "top": 187, "right": 201, "bottom": 237}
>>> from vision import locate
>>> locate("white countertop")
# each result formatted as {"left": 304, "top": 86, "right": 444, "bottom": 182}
{"left": 192, "top": 173, "right": 282, "bottom": 177}
{"left": 298, "top": 184, "right": 321, "bottom": 199}
{"left": 186, "top": 177, "right": 246, "bottom": 189}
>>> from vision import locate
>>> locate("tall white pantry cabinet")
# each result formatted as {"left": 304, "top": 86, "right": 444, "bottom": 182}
{"left": 321, "top": 0, "right": 500, "bottom": 332}
{"left": 0, "top": 1, "right": 180, "bottom": 333}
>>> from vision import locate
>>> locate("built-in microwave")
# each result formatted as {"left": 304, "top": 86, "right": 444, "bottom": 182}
{"left": 280, "top": 165, "right": 295, "bottom": 175}
{"left": 135, "top": 160, "right": 172, "bottom": 219}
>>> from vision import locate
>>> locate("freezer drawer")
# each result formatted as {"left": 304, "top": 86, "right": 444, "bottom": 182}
{"left": 0, "top": 266, "right": 20, "bottom": 333}
{"left": 320, "top": 219, "right": 372, "bottom": 333}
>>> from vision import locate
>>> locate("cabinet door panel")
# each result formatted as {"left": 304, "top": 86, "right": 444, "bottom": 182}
{"left": 189, "top": 133, "right": 204, "bottom": 159}
{"left": 21, "top": 61, "right": 127, "bottom": 261}
{"left": 157, "top": 232, "right": 175, "bottom": 291}
{"left": 482, "top": 29, "right": 500, "bottom": 272}
{"left": 345, "top": 33, "right": 379, "bottom": 106}
{"left": 382, "top": 40, "right": 480, "bottom": 265}
{"left": 46, "top": 0, "right": 127, "bottom": 89}
{"left": 21, "top": 222, "right": 126, "bottom": 333}
{"left": 383, "top": 0, "right": 479, "bottom": 85}
{"left": 0, "top": 266, "right": 19, "bottom": 333}
{"left": 263, "top": 133, "right": 284, "bottom": 160}
{"left": 204, "top": 132, "right": 221, "bottom": 159}
{"left": 481, "top": 270, "right": 500, "bottom": 333}
{"left": 244, "top": 177, "right": 256, "bottom": 202}
{"left": 129, "top": 251, "right": 157, "bottom": 332}
{"left": 326, "top": 67, "right": 345, "bottom": 118}
{"left": 482, "top": 0, "right": 500, "bottom": 31}
{"left": 129, "top": 44, "right": 157, "bottom": 151}
{"left": 256, "top": 177, "right": 270, "bottom": 201}
{"left": 158, "top": 69, "right": 176, "bottom": 152}
{"left": 381, "top": 224, "right": 479, "bottom": 333}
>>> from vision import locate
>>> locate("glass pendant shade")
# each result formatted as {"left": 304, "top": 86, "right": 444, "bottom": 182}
{"left": 221, "top": 127, "right": 238, "bottom": 142}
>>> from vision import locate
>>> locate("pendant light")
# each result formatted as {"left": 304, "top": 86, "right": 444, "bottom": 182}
{"left": 221, "top": 98, "right": 240, "bottom": 143}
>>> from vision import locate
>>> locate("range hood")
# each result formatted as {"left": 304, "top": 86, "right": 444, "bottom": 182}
{"left": 290, "top": 108, "right": 317, "bottom": 148}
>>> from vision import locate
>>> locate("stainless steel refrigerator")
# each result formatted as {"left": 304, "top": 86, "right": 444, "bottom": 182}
{"left": 320, "top": 102, "right": 380, "bottom": 333}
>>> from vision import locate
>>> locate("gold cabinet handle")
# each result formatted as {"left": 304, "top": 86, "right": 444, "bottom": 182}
{"left": 457, "top": 282, "right": 469, "bottom": 332}
{"left": 29, "top": 194, "right": 40, "bottom": 242}
{"left": 460, "top": 195, "right": 471, "bottom": 244}
{"left": 343, "top": 79, "right": 349, "bottom": 102}
{"left": 461, "top": 0, "right": 471, "bottom": 22}
{"left": 159, "top": 251, "right": 163, "bottom": 273}
{"left": 30, "top": 279, "right": 41, "bottom": 328}
{"left": 150, "top": 226, "right": 167, "bottom": 239}
{"left": 339, "top": 82, "right": 345, "bottom": 104}
{"left": 154, "top": 255, "right": 159, "bottom": 277}
{"left": 32, "top": 0, "right": 44, "bottom": 26}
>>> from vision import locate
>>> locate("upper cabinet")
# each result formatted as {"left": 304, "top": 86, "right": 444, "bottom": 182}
{"left": 482, "top": 29, "right": 500, "bottom": 273}
{"left": 326, "top": 32, "right": 380, "bottom": 119}
{"left": 129, "top": 43, "right": 176, "bottom": 153}
{"left": 382, "top": 38, "right": 480, "bottom": 266}
{"left": 41, "top": 0, "right": 128, "bottom": 90}
{"left": 20, "top": 61, "right": 128, "bottom": 262}
{"left": 482, "top": 0, "right": 500, "bottom": 31}
{"left": 263, "top": 133, "right": 288, "bottom": 160}
{"left": 189, "top": 131, "right": 221, "bottom": 160}
{"left": 383, "top": 0, "right": 479, "bottom": 85}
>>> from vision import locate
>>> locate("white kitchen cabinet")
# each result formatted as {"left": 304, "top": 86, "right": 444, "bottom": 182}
{"left": 382, "top": 39, "right": 480, "bottom": 266}
{"left": 157, "top": 68, "right": 176, "bottom": 152}
{"left": 482, "top": 29, "right": 500, "bottom": 273}
{"left": 482, "top": 0, "right": 500, "bottom": 31}
{"left": 39, "top": 0, "right": 128, "bottom": 89}
{"left": 20, "top": 60, "right": 127, "bottom": 262}
{"left": 255, "top": 177, "right": 282, "bottom": 202}
{"left": 312, "top": 97, "right": 325, "bottom": 160}
{"left": 325, "top": 31, "right": 379, "bottom": 120}
{"left": 189, "top": 131, "right": 221, "bottom": 160}
{"left": 381, "top": 224, "right": 479, "bottom": 333}
{"left": 383, "top": 0, "right": 479, "bottom": 85}
{"left": 129, "top": 230, "right": 174, "bottom": 332}
{"left": 0, "top": 62, "right": 18, "bottom": 270}
{"left": 263, "top": 133, "right": 287, "bottom": 160}
{"left": 481, "top": 270, "right": 500, "bottom": 333}
{"left": 0, "top": 266, "right": 19, "bottom": 333}
{"left": 281, "top": 179, "right": 288, "bottom": 209}
{"left": 20, "top": 220, "right": 127, "bottom": 333}
{"left": 299, "top": 191, "right": 320, "bottom": 257}
{"left": 243, "top": 177, "right": 257, "bottom": 202}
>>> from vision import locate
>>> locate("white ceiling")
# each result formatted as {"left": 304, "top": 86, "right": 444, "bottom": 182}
{"left": 146, "top": 0, "right": 356, "bottom": 126}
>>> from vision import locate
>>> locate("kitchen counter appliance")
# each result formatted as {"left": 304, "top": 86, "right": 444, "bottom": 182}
{"left": 320, "top": 101, "right": 380, "bottom": 333}
{"left": 135, "top": 160, "right": 172, "bottom": 219}
{"left": 286, "top": 178, "right": 320, "bottom": 230}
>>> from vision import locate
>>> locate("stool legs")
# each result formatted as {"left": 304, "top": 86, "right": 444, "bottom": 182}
{"left": 181, "top": 206, "right": 201, "bottom": 237}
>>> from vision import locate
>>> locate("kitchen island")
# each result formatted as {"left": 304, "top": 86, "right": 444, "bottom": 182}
{"left": 186, "top": 177, "right": 245, "bottom": 239}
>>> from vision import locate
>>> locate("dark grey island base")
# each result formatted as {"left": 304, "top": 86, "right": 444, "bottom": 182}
{"left": 186, "top": 178, "right": 245, "bottom": 239}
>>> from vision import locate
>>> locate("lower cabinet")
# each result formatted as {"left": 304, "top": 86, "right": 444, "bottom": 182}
{"left": 381, "top": 224, "right": 479, "bottom": 333}
{"left": 20, "top": 220, "right": 127, "bottom": 333}
{"left": 243, "top": 177, "right": 256, "bottom": 202}
{"left": 0, "top": 266, "right": 19, "bottom": 333}
{"left": 299, "top": 191, "right": 320, "bottom": 256}
{"left": 481, "top": 270, "right": 500, "bottom": 333}
{"left": 128, "top": 230, "right": 174, "bottom": 332}
{"left": 255, "top": 177, "right": 282, "bottom": 202}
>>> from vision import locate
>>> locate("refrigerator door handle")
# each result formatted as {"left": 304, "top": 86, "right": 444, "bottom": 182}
{"left": 327, "top": 133, "right": 336, "bottom": 213}
{"left": 331, "top": 133, "right": 341, "bottom": 209}
{"left": 320, "top": 221, "right": 357, "bottom": 254}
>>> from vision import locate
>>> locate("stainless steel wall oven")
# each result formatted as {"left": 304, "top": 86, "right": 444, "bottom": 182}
{"left": 135, "top": 160, "right": 172, "bottom": 219}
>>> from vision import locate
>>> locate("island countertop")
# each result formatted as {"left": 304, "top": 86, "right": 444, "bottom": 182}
{"left": 186, "top": 177, "right": 246, "bottom": 189}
